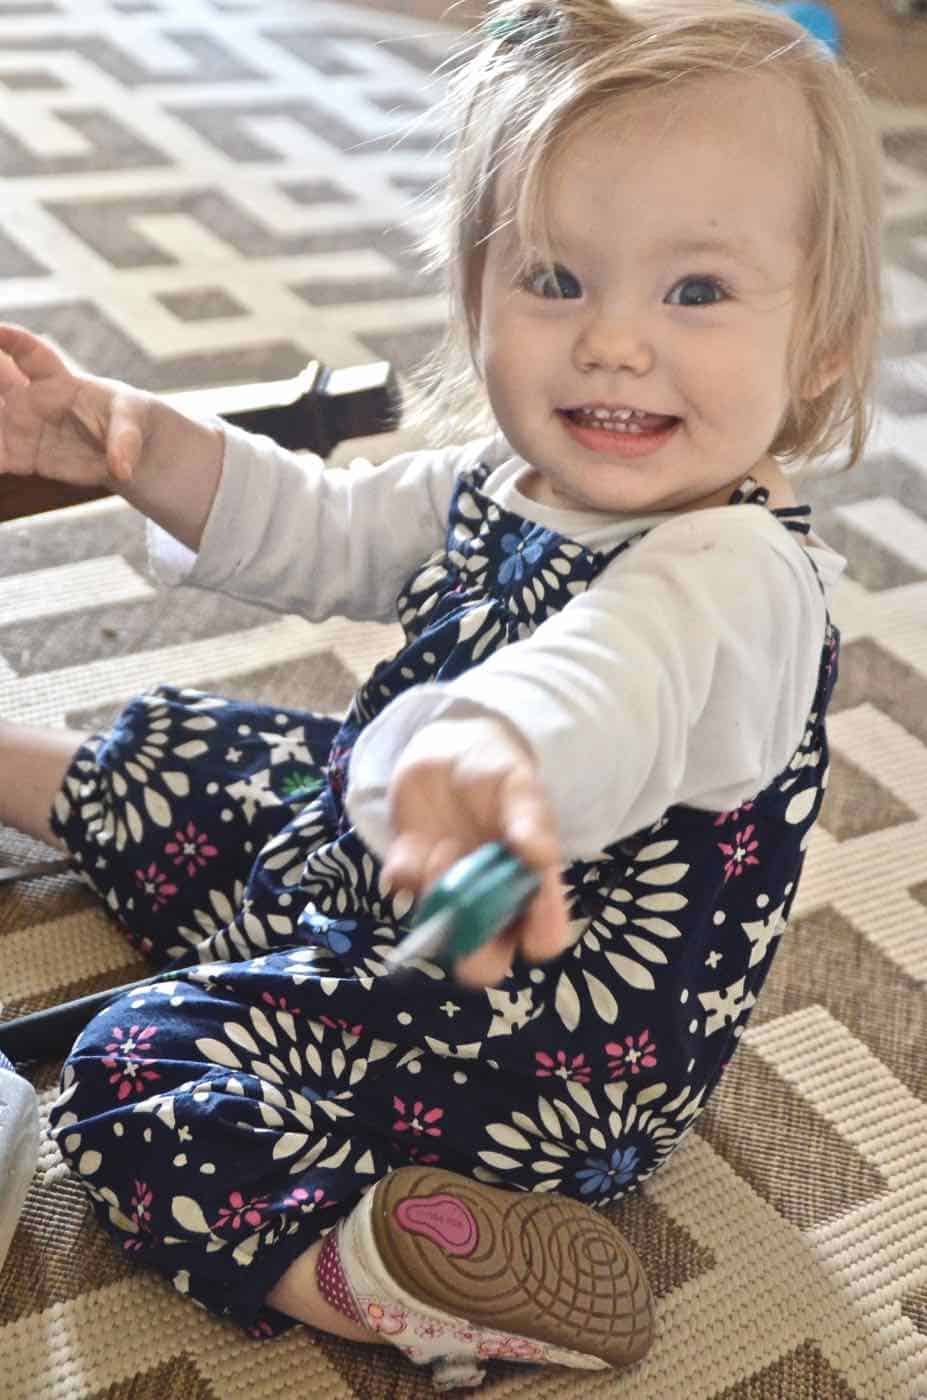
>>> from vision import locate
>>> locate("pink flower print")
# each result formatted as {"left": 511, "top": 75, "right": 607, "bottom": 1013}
{"left": 320, "top": 1015, "right": 363, "bottom": 1037}
{"left": 123, "top": 1178, "right": 155, "bottom": 1252}
{"left": 284, "top": 1186, "right": 334, "bottom": 1212}
{"left": 406, "top": 1144, "right": 441, "bottom": 1166}
{"left": 392, "top": 1097, "right": 444, "bottom": 1137}
{"left": 249, "top": 1319, "right": 275, "bottom": 1339}
{"left": 260, "top": 991, "right": 301, "bottom": 1017}
{"left": 364, "top": 1300, "right": 407, "bottom": 1335}
{"left": 534, "top": 1050, "right": 592, "bottom": 1085}
{"left": 102, "top": 1024, "right": 161, "bottom": 1101}
{"left": 605, "top": 1029, "right": 658, "bottom": 1079}
{"left": 718, "top": 824, "right": 760, "bottom": 881}
{"left": 133, "top": 862, "right": 178, "bottom": 910}
{"left": 478, "top": 1336, "right": 546, "bottom": 1361}
{"left": 164, "top": 821, "right": 218, "bottom": 877}
{"left": 714, "top": 801, "right": 754, "bottom": 827}
{"left": 131, "top": 1179, "right": 154, "bottom": 1230}
{"left": 212, "top": 1190, "right": 272, "bottom": 1232}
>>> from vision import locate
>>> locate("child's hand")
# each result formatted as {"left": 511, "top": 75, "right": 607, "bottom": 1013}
{"left": 383, "top": 714, "right": 572, "bottom": 988}
{"left": 0, "top": 322, "right": 152, "bottom": 487}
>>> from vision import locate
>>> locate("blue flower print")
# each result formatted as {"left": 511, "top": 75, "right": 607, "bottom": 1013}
{"left": 309, "top": 916, "right": 356, "bottom": 957}
{"left": 498, "top": 523, "right": 546, "bottom": 585}
{"left": 575, "top": 1146, "right": 640, "bottom": 1197}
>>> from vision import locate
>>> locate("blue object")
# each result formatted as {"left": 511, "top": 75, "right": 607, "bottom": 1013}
{"left": 776, "top": 2, "right": 841, "bottom": 53}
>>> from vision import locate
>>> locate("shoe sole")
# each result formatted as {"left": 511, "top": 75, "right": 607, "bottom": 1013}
{"left": 369, "top": 1165, "right": 654, "bottom": 1368}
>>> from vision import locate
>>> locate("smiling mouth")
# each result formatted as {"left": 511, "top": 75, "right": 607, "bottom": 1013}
{"left": 561, "top": 405, "right": 680, "bottom": 434}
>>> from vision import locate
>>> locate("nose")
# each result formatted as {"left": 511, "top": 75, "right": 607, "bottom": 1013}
{"left": 573, "top": 304, "right": 655, "bottom": 376}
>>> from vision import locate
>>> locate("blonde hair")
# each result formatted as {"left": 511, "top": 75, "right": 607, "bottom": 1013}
{"left": 409, "top": 0, "right": 883, "bottom": 469}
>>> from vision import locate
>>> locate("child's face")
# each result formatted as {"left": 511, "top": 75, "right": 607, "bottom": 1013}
{"left": 478, "top": 72, "right": 818, "bottom": 515}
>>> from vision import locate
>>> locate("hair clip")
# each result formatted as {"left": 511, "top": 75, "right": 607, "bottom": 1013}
{"left": 483, "top": 6, "right": 564, "bottom": 47}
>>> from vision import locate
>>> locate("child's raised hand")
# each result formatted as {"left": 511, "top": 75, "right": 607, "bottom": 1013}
{"left": 0, "top": 322, "right": 151, "bottom": 488}
{"left": 383, "top": 714, "right": 572, "bottom": 988}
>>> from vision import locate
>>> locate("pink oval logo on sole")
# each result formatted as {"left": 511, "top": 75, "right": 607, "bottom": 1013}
{"left": 394, "top": 1193, "right": 479, "bottom": 1256}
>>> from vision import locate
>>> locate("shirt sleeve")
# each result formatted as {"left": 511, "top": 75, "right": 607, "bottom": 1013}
{"left": 345, "top": 505, "right": 829, "bottom": 859}
{"left": 146, "top": 424, "right": 481, "bottom": 623}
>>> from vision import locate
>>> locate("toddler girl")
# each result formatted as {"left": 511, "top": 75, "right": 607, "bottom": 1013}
{"left": 0, "top": 0, "right": 882, "bottom": 1389}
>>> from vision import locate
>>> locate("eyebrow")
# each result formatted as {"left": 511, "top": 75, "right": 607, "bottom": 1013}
{"left": 532, "top": 221, "right": 768, "bottom": 271}
{"left": 653, "top": 234, "right": 766, "bottom": 269}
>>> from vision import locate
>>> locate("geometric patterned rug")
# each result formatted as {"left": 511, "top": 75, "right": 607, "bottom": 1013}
{"left": 1, "top": 3, "right": 926, "bottom": 1398}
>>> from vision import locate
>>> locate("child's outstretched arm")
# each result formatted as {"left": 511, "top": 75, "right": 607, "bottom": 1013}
{"left": 382, "top": 713, "right": 573, "bottom": 989}
{"left": 0, "top": 322, "right": 223, "bottom": 549}
{"left": 349, "top": 507, "right": 830, "bottom": 988}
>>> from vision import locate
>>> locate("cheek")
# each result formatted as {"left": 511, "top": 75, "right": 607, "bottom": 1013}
{"left": 685, "top": 335, "right": 789, "bottom": 418}
{"left": 483, "top": 320, "right": 538, "bottom": 396}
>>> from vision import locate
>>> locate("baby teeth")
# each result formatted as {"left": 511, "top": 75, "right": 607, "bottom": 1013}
{"left": 573, "top": 407, "right": 650, "bottom": 432}
{"left": 580, "top": 406, "right": 660, "bottom": 423}
{"left": 582, "top": 418, "right": 644, "bottom": 433}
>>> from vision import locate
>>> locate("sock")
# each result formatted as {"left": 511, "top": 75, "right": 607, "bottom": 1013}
{"left": 315, "top": 1207, "right": 491, "bottom": 1390}
{"left": 315, "top": 1227, "right": 365, "bottom": 1327}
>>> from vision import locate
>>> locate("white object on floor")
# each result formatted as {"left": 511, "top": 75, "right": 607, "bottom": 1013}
{"left": 0, "top": 1050, "right": 40, "bottom": 1270}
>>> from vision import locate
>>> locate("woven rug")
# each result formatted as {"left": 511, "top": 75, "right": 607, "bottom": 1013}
{"left": 1, "top": 2, "right": 926, "bottom": 1397}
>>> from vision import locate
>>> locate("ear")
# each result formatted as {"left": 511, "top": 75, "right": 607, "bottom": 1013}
{"left": 802, "top": 350, "right": 847, "bottom": 400}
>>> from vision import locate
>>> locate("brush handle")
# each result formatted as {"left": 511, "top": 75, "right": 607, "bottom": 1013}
{"left": 388, "top": 843, "right": 541, "bottom": 972}
{"left": 0, "top": 963, "right": 195, "bottom": 1064}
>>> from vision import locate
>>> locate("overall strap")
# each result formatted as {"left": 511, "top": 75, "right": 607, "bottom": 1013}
{"left": 730, "top": 477, "right": 820, "bottom": 587}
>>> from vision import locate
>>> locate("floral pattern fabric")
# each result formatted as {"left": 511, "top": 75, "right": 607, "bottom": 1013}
{"left": 48, "top": 466, "right": 837, "bottom": 1335}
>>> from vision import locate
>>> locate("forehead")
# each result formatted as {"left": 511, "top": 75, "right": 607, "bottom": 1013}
{"left": 523, "top": 71, "right": 816, "bottom": 260}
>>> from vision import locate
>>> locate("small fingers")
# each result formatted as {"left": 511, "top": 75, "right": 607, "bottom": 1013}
{"left": 454, "top": 922, "right": 520, "bottom": 989}
{"left": 518, "top": 865, "right": 572, "bottom": 964}
{"left": 382, "top": 831, "right": 467, "bottom": 898}
{"left": 452, "top": 869, "right": 571, "bottom": 989}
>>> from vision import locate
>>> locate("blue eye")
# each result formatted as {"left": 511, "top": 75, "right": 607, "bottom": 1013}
{"left": 523, "top": 263, "right": 582, "bottom": 299}
{"left": 666, "top": 276, "right": 728, "bottom": 307}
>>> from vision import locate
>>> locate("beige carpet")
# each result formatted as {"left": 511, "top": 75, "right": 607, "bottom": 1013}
{"left": 1, "top": 2, "right": 927, "bottom": 1397}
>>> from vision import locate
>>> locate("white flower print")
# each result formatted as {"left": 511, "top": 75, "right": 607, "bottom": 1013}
{"left": 225, "top": 768, "right": 282, "bottom": 823}
{"left": 697, "top": 978, "right": 757, "bottom": 1036}
{"left": 256, "top": 725, "right": 318, "bottom": 769}
{"left": 67, "top": 692, "right": 223, "bottom": 853}
{"left": 476, "top": 1079, "right": 685, "bottom": 1198}
{"left": 293, "top": 838, "right": 418, "bottom": 982}
{"left": 190, "top": 1005, "right": 392, "bottom": 1177}
{"left": 779, "top": 709, "right": 823, "bottom": 797}
{"left": 486, "top": 985, "right": 543, "bottom": 1038}
{"left": 556, "top": 839, "right": 690, "bottom": 1030}
{"left": 741, "top": 901, "right": 786, "bottom": 968}
{"left": 173, "top": 881, "right": 246, "bottom": 961}
{"left": 256, "top": 798, "right": 330, "bottom": 891}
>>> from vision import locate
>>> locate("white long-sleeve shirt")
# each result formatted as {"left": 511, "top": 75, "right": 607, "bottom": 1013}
{"left": 150, "top": 424, "right": 844, "bottom": 861}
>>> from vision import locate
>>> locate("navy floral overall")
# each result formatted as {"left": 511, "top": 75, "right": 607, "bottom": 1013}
{"left": 49, "top": 464, "right": 837, "bottom": 1335}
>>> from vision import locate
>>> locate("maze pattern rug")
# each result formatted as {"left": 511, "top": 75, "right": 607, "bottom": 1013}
{"left": 0, "top": 2, "right": 926, "bottom": 1397}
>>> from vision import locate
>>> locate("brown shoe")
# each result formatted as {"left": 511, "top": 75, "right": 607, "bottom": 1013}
{"left": 337, "top": 1165, "right": 654, "bottom": 1390}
